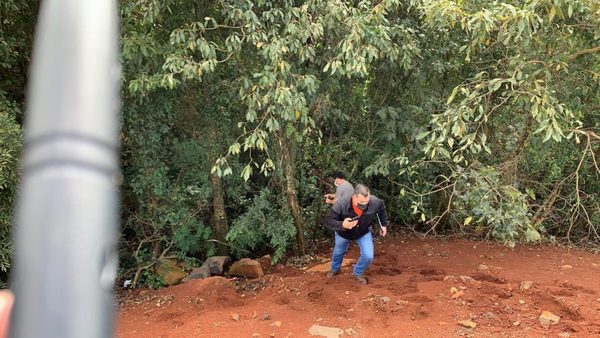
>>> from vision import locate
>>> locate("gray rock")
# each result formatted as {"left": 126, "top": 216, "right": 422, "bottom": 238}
{"left": 182, "top": 265, "right": 210, "bottom": 282}
{"left": 204, "top": 256, "right": 232, "bottom": 275}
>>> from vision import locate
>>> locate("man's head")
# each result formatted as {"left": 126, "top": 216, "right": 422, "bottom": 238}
{"left": 331, "top": 171, "right": 346, "bottom": 187}
{"left": 352, "top": 184, "right": 370, "bottom": 210}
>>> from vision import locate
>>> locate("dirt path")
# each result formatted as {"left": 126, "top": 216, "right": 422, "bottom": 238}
{"left": 117, "top": 235, "right": 600, "bottom": 337}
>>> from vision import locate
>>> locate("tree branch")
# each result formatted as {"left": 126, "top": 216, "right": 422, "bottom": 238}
{"left": 568, "top": 46, "right": 600, "bottom": 62}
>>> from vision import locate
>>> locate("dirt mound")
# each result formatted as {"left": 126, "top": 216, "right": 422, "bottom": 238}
{"left": 117, "top": 236, "right": 600, "bottom": 337}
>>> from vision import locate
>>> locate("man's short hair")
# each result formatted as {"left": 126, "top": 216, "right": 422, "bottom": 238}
{"left": 331, "top": 171, "right": 346, "bottom": 180}
{"left": 353, "top": 184, "right": 370, "bottom": 197}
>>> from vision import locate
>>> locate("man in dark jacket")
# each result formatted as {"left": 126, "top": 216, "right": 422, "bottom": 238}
{"left": 324, "top": 184, "right": 388, "bottom": 284}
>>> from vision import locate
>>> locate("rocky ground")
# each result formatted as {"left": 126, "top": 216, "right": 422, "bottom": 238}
{"left": 117, "top": 235, "right": 600, "bottom": 337}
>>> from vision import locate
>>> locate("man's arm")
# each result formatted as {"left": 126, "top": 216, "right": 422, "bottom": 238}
{"left": 324, "top": 203, "right": 344, "bottom": 232}
{"left": 376, "top": 199, "right": 389, "bottom": 237}
{"left": 377, "top": 200, "right": 389, "bottom": 226}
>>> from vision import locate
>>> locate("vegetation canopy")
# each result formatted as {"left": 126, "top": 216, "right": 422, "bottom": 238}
{"left": 0, "top": 0, "right": 598, "bottom": 287}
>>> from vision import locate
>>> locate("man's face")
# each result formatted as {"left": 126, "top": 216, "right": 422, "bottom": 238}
{"left": 352, "top": 193, "right": 370, "bottom": 210}
{"left": 334, "top": 178, "right": 342, "bottom": 186}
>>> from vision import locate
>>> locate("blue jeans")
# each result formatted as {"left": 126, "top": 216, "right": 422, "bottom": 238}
{"left": 330, "top": 231, "right": 374, "bottom": 277}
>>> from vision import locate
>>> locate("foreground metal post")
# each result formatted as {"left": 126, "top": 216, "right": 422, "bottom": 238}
{"left": 10, "top": 1, "right": 121, "bottom": 337}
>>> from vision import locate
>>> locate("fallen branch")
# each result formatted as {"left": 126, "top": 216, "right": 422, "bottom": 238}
{"left": 568, "top": 46, "right": 600, "bottom": 61}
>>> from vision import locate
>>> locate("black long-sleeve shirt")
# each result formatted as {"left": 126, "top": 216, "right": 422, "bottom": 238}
{"left": 324, "top": 195, "right": 388, "bottom": 240}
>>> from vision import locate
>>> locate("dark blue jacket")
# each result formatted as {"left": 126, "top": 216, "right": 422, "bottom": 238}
{"left": 324, "top": 195, "right": 388, "bottom": 240}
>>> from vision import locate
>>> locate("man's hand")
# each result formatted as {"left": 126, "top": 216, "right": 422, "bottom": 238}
{"left": 324, "top": 194, "right": 336, "bottom": 205}
{"left": 342, "top": 218, "right": 358, "bottom": 229}
{"left": 379, "top": 226, "right": 387, "bottom": 237}
{"left": 0, "top": 290, "right": 14, "bottom": 338}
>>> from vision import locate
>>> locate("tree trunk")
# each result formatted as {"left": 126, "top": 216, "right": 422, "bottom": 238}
{"left": 280, "top": 135, "right": 306, "bottom": 256}
{"left": 210, "top": 170, "right": 229, "bottom": 255}
{"left": 207, "top": 127, "right": 229, "bottom": 256}
{"left": 532, "top": 181, "right": 561, "bottom": 229}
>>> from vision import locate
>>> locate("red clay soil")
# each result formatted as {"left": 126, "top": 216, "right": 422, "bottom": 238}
{"left": 117, "top": 235, "right": 600, "bottom": 337}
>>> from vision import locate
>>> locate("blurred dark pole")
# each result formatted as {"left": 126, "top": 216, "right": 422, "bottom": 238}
{"left": 10, "top": 0, "right": 121, "bottom": 337}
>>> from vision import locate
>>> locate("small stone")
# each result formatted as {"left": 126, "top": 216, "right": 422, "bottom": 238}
{"left": 452, "top": 291, "right": 464, "bottom": 299}
{"left": 478, "top": 264, "right": 489, "bottom": 272}
{"left": 450, "top": 287, "right": 458, "bottom": 294}
{"left": 438, "top": 321, "right": 448, "bottom": 325}
{"left": 520, "top": 281, "right": 533, "bottom": 291}
{"left": 539, "top": 311, "right": 560, "bottom": 328}
{"left": 344, "top": 328, "right": 358, "bottom": 336}
{"left": 270, "top": 334, "right": 275, "bottom": 338}
{"left": 271, "top": 321, "right": 282, "bottom": 327}
{"left": 345, "top": 291, "right": 350, "bottom": 295}
{"left": 380, "top": 296, "right": 390, "bottom": 303}
{"left": 260, "top": 313, "right": 271, "bottom": 321}
{"left": 252, "top": 334, "right": 261, "bottom": 338}
{"left": 460, "top": 275, "right": 475, "bottom": 283}
{"left": 396, "top": 300, "right": 408, "bottom": 306}
{"left": 231, "top": 313, "right": 240, "bottom": 321}
{"left": 482, "top": 312, "right": 495, "bottom": 320}
{"left": 347, "top": 308, "right": 354, "bottom": 312}
{"left": 457, "top": 319, "right": 477, "bottom": 329}
{"left": 308, "top": 324, "right": 343, "bottom": 338}
{"left": 443, "top": 275, "right": 456, "bottom": 282}
{"left": 558, "top": 333, "right": 570, "bottom": 338}
{"left": 519, "top": 300, "right": 526, "bottom": 304}
{"left": 560, "top": 265, "right": 573, "bottom": 269}
{"left": 513, "top": 321, "right": 520, "bottom": 327}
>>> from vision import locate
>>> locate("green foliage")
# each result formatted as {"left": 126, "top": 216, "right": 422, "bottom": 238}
{"left": 454, "top": 167, "right": 538, "bottom": 247}
{"left": 226, "top": 189, "right": 296, "bottom": 263}
{"left": 0, "top": 0, "right": 598, "bottom": 289}
{"left": 0, "top": 108, "right": 21, "bottom": 275}
{"left": 141, "top": 269, "right": 164, "bottom": 290}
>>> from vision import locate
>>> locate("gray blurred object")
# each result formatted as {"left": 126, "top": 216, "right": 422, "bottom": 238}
{"left": 10, "top": 0, "right": 121, "bottom": 337}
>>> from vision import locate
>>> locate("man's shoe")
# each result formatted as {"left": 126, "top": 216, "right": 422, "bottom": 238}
{"left": 355, "top": 275, "right": 368, "bottom": 285}
{"left": 326, "top": 270, "right": 339, "bottom": 277}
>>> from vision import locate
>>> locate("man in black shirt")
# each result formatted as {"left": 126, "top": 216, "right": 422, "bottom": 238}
{"left": 324, "top": 184, "right": 388, "bottom": 284}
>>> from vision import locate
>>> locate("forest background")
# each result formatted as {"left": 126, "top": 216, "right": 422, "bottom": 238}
{"left": 0, "top": 0, "right": 598, "bottom": 288}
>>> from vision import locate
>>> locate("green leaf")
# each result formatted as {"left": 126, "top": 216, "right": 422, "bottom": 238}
{"left": 464, "top": 216, "right": 473, "bottom": 226}
{"left": 525, "top": 228, "right": 541, "bottom": 242}
{"left": 447, "top": 86, "right": 459, "bottom": 105}
{"left": 241, "top": 165, "right": 252, "bottom": 181}
{"left": 415, "top": 131, "right": 430, "bottom": 141}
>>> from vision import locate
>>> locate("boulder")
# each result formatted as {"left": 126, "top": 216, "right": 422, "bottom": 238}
{"left": 155, "top": 259, "right": 187, "bottom": 286}
{"left": 257, "top": 255, "right": 273, "bottom": 274}
{"left": 229, "top": 258, "right": 264, "bottom": 278}
{"left": 182, "top": 265, "right": 211, "bottom": 282}
{"left": 204, "top": 256, "right": 232, "bottom": 275}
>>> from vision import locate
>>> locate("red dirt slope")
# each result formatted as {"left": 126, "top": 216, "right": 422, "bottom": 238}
{"left": 117, "top": 235, "right": 600, "bottom": 337}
